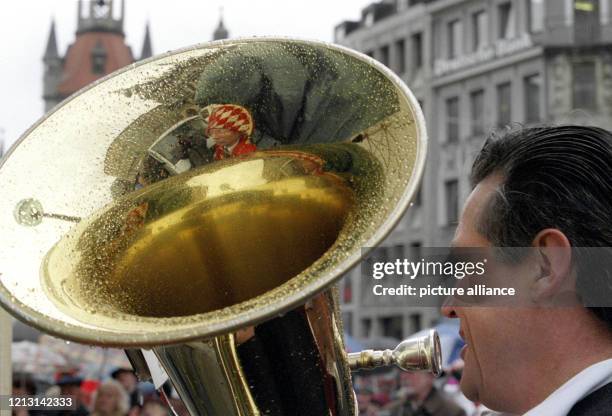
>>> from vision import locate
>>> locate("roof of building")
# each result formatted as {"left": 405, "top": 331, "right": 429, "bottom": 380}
{"left": 57, "top": 31, "right": 133, "bottom": 96}
{"left": 44, "top": 19, "right": 59, "bottom": 59}
{"left": 140, "top": 22, "right": 153, "bottom": 60}
{"left": 213, "top": 14, "right": 229, "bottom": 40}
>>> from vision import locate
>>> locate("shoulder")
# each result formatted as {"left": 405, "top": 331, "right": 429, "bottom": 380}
{"left": 234, "top": 139, "right": 257, "bottom": 155}
{"left": 568, "top": 382, "right": 612, "bottom": 416}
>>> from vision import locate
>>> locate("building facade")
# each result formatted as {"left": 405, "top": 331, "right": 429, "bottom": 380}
{"left": 335, "top": 0, "right": 612, "bottom": 341}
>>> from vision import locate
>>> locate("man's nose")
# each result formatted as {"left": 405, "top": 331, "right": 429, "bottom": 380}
{"left": 441, "top": 295, "right": 458, "bottom": 318}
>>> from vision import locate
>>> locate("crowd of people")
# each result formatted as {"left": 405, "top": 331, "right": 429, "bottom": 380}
{"left": 354, "top": 363, "right": 490, "bottom": 416}
{"left": 11, "top": 368, "right": 188, "bottom": 416}
{"left": 12, "top": 364, "right": 486, "bottom": 416}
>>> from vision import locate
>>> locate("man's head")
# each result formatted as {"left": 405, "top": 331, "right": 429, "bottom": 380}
{"left": 12, "top": 375, "right": 36, "bottom": 396}
{"left": 206, "top": 104, "right": 253, "bottom": 147}
{"left": 443, "top": 126, "right": 612, "bottom": 413}
{"left": 93, "top": 380, "right": 129, "bottom": 415}
{"left": 111, "top": 368, "right": 137, "bottom": 393}
{"left": 141, "top": 401, "right": 169, "bottom": 416}
{"left": 56, "top": 373, "right": 83, "bottom": 397}
{"left": 208, "top": 128, "right": 243, "bottom": 147}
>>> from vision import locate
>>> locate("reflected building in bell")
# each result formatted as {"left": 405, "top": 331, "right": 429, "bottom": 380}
{"left": 335, "top": 0, "right": 612, "bottom": 341}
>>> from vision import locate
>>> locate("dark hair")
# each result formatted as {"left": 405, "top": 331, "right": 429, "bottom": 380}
{"left": 470, "top": 125, "right": 612, "bottom": 329}
{"left": 13, "top": 375, "right": 36, "bottom": 395}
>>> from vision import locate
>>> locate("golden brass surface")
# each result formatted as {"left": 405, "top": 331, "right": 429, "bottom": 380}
{"left": 43, "top": 152, "right": 357, "bottom": 321}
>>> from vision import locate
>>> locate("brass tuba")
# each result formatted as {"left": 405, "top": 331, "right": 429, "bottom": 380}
{"left": 0, "top": 38, "right": 438, "bottom": 415}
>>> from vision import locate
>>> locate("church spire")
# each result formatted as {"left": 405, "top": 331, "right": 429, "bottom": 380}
{"left": 213, "top": 7, "right": 229, "bottom": 40}
{"left": 140, "top": 22, "right": 153, "bottom": 60}
{"left": 44, "top": 19, "right": 59, "bottom": 59}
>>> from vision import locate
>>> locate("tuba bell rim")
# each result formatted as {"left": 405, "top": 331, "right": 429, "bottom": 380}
{"left": 0, "top": 36, "right": 428, "bottom": 347}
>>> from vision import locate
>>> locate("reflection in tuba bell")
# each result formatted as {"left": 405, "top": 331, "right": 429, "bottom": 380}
{"left": 0, "top": 38, "right": 436, "bottom": 415}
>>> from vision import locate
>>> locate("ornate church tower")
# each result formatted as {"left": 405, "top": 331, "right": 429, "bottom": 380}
{"left": 43, "top": 0, "right": 152, "bottom": 112}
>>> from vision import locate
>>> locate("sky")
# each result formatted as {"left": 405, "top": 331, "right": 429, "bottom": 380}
{"left": 0, "top": 0, "right": 374, "bottom": 152}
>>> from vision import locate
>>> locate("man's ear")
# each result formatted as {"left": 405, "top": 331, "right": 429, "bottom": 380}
{"left": 530, "top": 229, "right": 573, "bottom": 302}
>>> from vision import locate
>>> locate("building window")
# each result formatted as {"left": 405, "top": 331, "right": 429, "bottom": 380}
{"left": 397, "top": 0, "right": 409, "bottom": 11}
{"left": 413, "top": 186, "right": 422, "bottom": 206}
{"left": 375, "top": 246, "right": 390, "bottom": 263}
{"left": 380, "top": 45, "right": 390, "bottom": 67}
{"left": 380, "top": 316, "right": 403, "bottom": 340}
{"left": 392, "top": 244, "right": 404, "bottom": 260}
{"left": 410, "top": 313, "right": 422, "bottom": 333}
{"left": 91, "top": 41, "right": 107, "bottom": 75}
{"left": 498, "top": 2, "right": 516, "bottom": 39}
{"left": 409, "top": 242, "right": 422, "bottom": 260}
{"left": 575, "top": 1, "right": 600, "bottom": 44}
{"left": 472, "top": 10, "right": 489, "bottom": 51}
{"left": 527, "top": 0, "right": 545, "bottom": 32}
{"left": 342, "top": 276, "right": 353, "bottom": 303}
{"left": 445, "top": 179, "right": 459, "bottom": 225}
{"left": 365, "top": 50, "right": 374, "bottom": 58}
{"left": 573, "top": 62, "right": 597, "bottom": 111}
{"left": 395, "top": 39, "right": 406, "bottom": 74}
{"left": 601, "top": 0, "right": 610, "bottom": 25}
{"left": 362, "top": 318, "right": 372, "bottom": 337}
{"left": 411, "top": 32, "right": 423, "bottom": 71}
{"left": 470, "top": 89, "right": 485, "bottom": 135}
{"left": 335, "top": 26, "right": 345, "bottom": 41}
{"left": 92, "top": 56, "right": 105, "bottom": 74}
{"left": 497, "top": 82, "right": 512, "bottom": 127}
{"left": 446, "top": 96, "right": 460, "bottom": 143}
{"left": 342, "top": 312, "right": 353, "bottom": 336}
{"left": 448, "top": 19, "right": 463, "bottom": 59}
{"left": 524, "top": 74, "right": 541, "bottom": 123}
{"left": 365, "top": 11, "right": 375, "bottom": 27}
{"left": 575, "top": 0, "right": 597, "bottom": 12}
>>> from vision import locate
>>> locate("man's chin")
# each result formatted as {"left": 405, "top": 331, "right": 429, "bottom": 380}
{"left": 459, "top": 370, "right": 480, "bottom": 403}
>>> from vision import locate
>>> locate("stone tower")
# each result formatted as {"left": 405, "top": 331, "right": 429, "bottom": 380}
{"left": 42, "top": 0, "right": 152, "bottom": 112}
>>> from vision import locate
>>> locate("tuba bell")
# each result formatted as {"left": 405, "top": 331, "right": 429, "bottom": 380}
{"left": 0, "top": 38, "right": 437, "bottom": 415}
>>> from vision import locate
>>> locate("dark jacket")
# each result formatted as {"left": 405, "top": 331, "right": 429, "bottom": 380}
{"left": 567, "top": 382, "right": 612, "bottom": 416}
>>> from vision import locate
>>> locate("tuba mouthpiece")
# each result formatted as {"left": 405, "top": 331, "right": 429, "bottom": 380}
{"left": 348, "top": 329, "right": 442, "bottom": 376}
